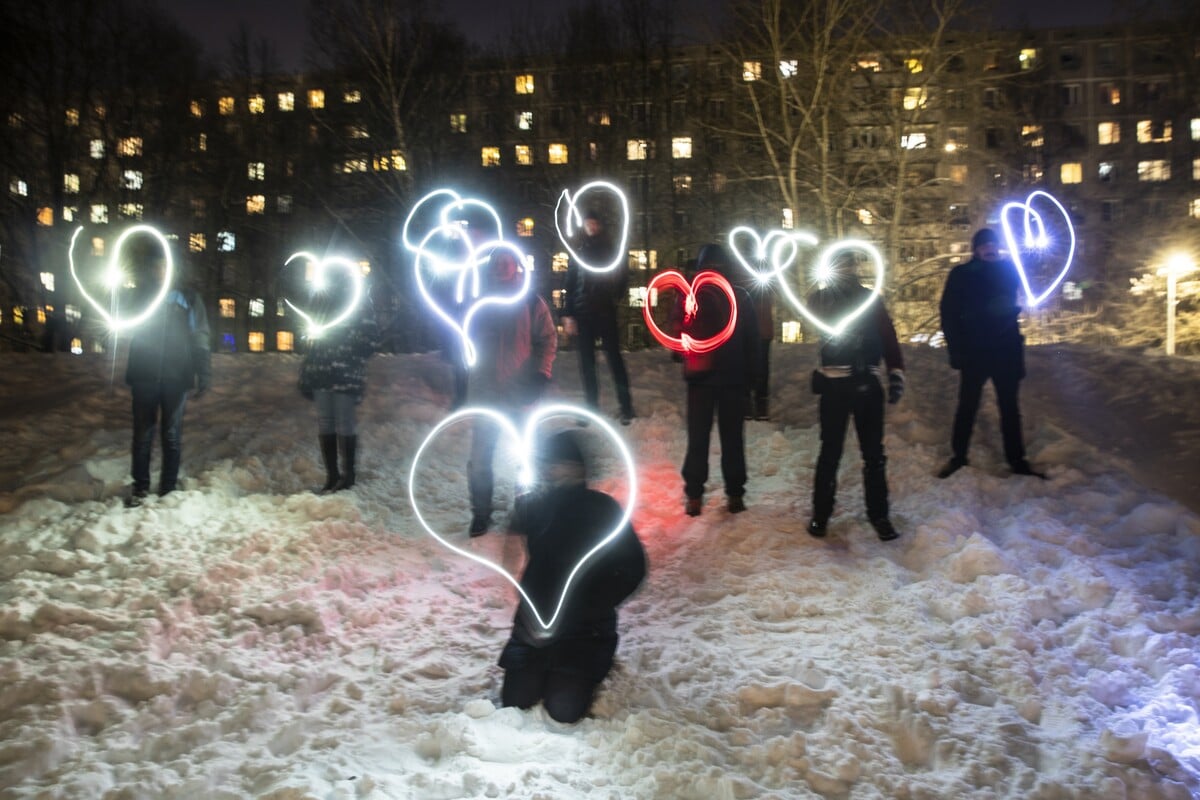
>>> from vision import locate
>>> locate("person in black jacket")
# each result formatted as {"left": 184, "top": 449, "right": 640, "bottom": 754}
{"left": 937, "top": 228, "right": 1042, "bottom": 479}
{"left": 806, "top": 253, "right": 905, "bottom": 541}
{"left": 679, "top": 243, "right": 759, "bottom": 516}
{"left": 496, "top": 429, "right": 646, "bottom": 723}
{"left": 298, "top": 285, "right": 380, "bottom": 493}
{"left": 124, "top": 257, "right": 211, "bottom": 507}
{"left": 561, "top": 211, "right": 635, "bottom": 425}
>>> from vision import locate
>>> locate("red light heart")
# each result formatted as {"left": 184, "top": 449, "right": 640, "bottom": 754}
{"left": 643, "top": 270, "right": 738, "bottom": 354}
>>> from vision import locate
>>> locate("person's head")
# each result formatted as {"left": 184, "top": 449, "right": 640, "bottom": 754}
{"left": 972, "top": 228, "right": 1001, "bottom": 262}
{"left": 583, "top": 210, "right": 603, "bottom": 238}
{"left": 536, "top": 429, "right": 588, "bottom": 488}
{"left": 487, "top": 247, "right": 521, "bottom": 286}
{"left": 695, "top": 243, "right": 732, "bottom": 277}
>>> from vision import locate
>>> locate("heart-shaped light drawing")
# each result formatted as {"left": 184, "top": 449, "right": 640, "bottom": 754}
{"left": 643, "top": 269, "right": 739, "bottom": 354}
{"left": 408, "top": 403, "right": 637, "bottom": 633}
{"left": 282, "top": 251, "right": 366, "bottom": 338}
{"left": 68, "top": 225, "right": 174, "bottom": 333}
{"left": 999, "top": 190, "right": 1076, "bottom": 308}
{"left": 413, "top": 236, "right": 531, "bottom": 366}
{"left": 402, "top": 188, "right": 505, "bottom": 275}
{"left": 728, "top": 226, "right": 813, "bottom": 285}
{"left": 554, "top": 180, "right": 630, "bottom": 273}
{"left": 774, "top": 238, "right": 885, "bottom": 338}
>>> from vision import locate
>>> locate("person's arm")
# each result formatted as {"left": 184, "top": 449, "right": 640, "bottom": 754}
{"left": 877, "top": 302, "right": 905, "bottom": 404}
{"left": 530, "top": 296, "right": 557, "bottom": 379}
{"left": 938, "top": 270, "right": 963, "bottom": 369}
{"left": 189, "top": 293, "right": 212, "bottom": 395}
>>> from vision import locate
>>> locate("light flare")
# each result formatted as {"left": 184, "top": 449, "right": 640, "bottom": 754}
{"left": 282, "top": 251, "right": 366, "bottom": 338}
{"left": 773, "top": 238, "right": 884, "bottom": 338}
{"left": 999, "top": 190, "right": 1076, "bottom": 307}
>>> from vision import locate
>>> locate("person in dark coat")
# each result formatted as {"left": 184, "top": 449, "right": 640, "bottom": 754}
{"left": 805, "top": 253, "right": 905, "bottom": 541}
{"left": 561, "top": 211, "right": 635, "bottom": 424}
{"left": 733, "top": 268, "right": 776, "bottom": 421}
{"left": 937, "top": 228, "right": 1043, "bottom": 479}
{"left": 496, "top": 429, "right": 646, "bottom": 723}
{"left": 298, "top": 284, "right": 380, "bottom": 493}
{"left": 679, "top": 243, "right": 759, "bottom": 516}
{"left": 124, "top": 258, "right": 211, "bottom": 507}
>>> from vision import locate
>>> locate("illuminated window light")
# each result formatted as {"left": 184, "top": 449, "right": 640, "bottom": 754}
{"left": 629, "top": 250, "right": 656, "bottom": 271}
{"left": 517, "top": 218, "right": 534, "bottom": 237}
{"left": 70, "top": 337, "right": 83, "bottom": 355}
{"left": 950, "top": 165, "right": 968, "bottom": 184}
{"left": 277, "top": 331, "right": 294, "bottom": 351}
{"left": 900, "top": 132, "right": 927, "bottom": 150}
{"left": 219, "top": 298, "right": 236, "bottom": 318}
{"left": 481, "top": 146, "right": 501, "bottom": 167}
{"left": 248, "top": 95, "right": 265, "bottom": 114}
{"left": 36, "top": 207, "right": 53, "bottom": 227}
{"left": 217, "top": 231, "right": 235, "bottom": 252}
{"left": 626, "top": 139, "right": 650, "bottom": 160}
{"left": 1192, "top": 118, "right": 1200, "bottom": 141}
{"left": 1022, "top": 125, "right": 1044, "bottom": 148}
{"left": 1193, "top": 158, "right": 1200, "bottom": 180}
{"left": 63, "top": 207, "right": 77, "bottom": 222}
{"left": 450, "top": 113, "right": 467, "bottom": 133}
{"left": 517, "top": 110, "right": 533, "bottom": 130}
{"left": 219, "top": 96, "right": 235, "bottom": 115}
{"left": 373, "top": 151, "right": 406, "bottom": 171}
{"left": 248, "top": 331, "right": 265, "bottom": 352}
{"left": 40, "top": 272, "right": 55, "bottom": 292}
{"left": 1019, "top": 48, "right": 1038, "bottom": 69}
{"left": 123, "top": 170, "right": 143, "bottom": 190}
{"left": 359, "top": 260, "right": 370, "bottom": 276}
{"left": 246, "top": 195, "right": 266, "bottom": 214}
{"left": 674, "top": 175, "right": 692, "bottom": 194}
{"left": 552, "top": 252, "right": 569, "bottom": 272}
{"left": 781, "top": 321, "right": 802, "bottom": 343}
{"left": 10, "top": 179, "right": 27, "bottom": 196}
{"left": 37, "top": 308, "right": 46, "bottom": 324}
{"left": 779, "top": 59, "right": 798, "bottom": 78}
{"left": 1189, "top": 198, "right": 1200, "bottom": 219}
{"left": 672, "top": 136, "right": 693, "bottom": 159}
{"left": 118, "top": 203, "right": 143, "bottom": 220}
{"left": 308, "top": 89, "right": 325, "bottom": 109}
{"left": 339, "top": 158, "right": 368, "bottom": 174}
{"left": 548, "top": 143, "right": 568, "bottom": 164}
{"left": 905, "top": 57, "right": 923, "bottom": 73}
{"left": 89, "top": 139, "right": 104, "bottom": 159}
{"left": 190, "top": 100, "right": 204, "bottom": 117}
{"left": 1138, "top": 160, "right": 1171, "bottom": 181}
{"left": 64, "top": 173, "right": 80, "bottom": 194}
{"left": 248, "top": 162, "right": 265, "bottom": 180}
{"left": 742, "top": 61, "right": 762, "bottom": 81}
{"left": 249, "top": 298, "right": 265, "bottom": 318}
{"left": 855, "top": 54, "right": 881, "bottom": 72}
{"left": 782, "top": 208, "right": 794, "bottom": 230}
{"left": 91, "top": 237, "right": 105, "bottom": 256}
{"left": 90, "top": 205, "right": 108, "bottom": 224}
{"left": 1136, "top": 120, "right": 1172, "bottom": 143}
{"left": 65, "top": 108, "right": 79, "bottom": 126}
{"left": 858, "top": 208, "right": 874, "bottom": 225}
{"left": 1098, "top": 122, "right": 1120, "bottom": 145}
{"left": 1060, "top": 163, "right": 1083, "bottom": 184}
{"left": 514, "top": 74, "right": 534, "bottom": 94}
{"left": 902, "top": 88, "right": 927, "bottom": 110}
{"left": 278, "top": 92, "right": 294, "bottom": 111}
{"left": 515, "top": 145, "right": 533, "bottom": 166}
{"left": 348, "top": 124, "right": 369, "bottom": 139}
{"left": 188, "top": 233, "right": 205, "bottom": 252}
{"left": 343, "top": 89, "right": 361, "bottom": 103}
{"left": 12, "top": 307, "right": 23, "bottom": 325}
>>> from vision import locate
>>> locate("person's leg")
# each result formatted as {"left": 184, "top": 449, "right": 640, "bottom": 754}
{"left": 541, "top": 671, "right": 601, "bottom": 723}
{"left": 681, "top": 384, "right": 716, "bottom": 502}
{"left": 950, "top": 365, "right": 989, "bottom": 463}
{"left": 333, "top": 393, "right": 359, "bottom": 490}
{"left": 130, "top": 386, "right": 158, "bottom": 494}
{"left": 993, "top": 364, "right": 1027, "bottom": 468}
{"left": 852, "top": 378, "right": 888, "bottom": 521}
{"left": 575, "top": 318, "right": 600, "bottom": 410}
{"left": 813, "top": 382, "right": 852, "bottom": 524}
{"left": 501, "top": 662, "right": 548, "bottom": 710}
{"left": 715, "top": 384, "right": 748, "bottom": 500}
{"left": 752, "top": 339, "right": 771, "bottom": 419}
{"left": 468, "top": 417, "right": 501, "bottom": 523}
{"left": 157, "top": 386, "right": 189, "bottom": 494}
{"left": 313, "top": 390, "right": 339, "bottom": 491}
{"left": 596, "top": 311, "right": 634, "bottom": 418}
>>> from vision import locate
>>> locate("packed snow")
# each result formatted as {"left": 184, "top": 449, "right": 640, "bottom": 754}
{"left": 1, "top": 338, "right": 1199, "bottom": 799}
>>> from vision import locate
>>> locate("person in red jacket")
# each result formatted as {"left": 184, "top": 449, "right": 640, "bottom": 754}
{"left": 805, "top": 252, "right": 905, "bottom": 541}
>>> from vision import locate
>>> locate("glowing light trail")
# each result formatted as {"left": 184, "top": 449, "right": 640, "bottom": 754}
{"left": 282, "top": 251, "right": 366, "bottom": 338}
{"left": 999, "top": 190, "right": 1076, "bottom": 307}
{"left": 554, "top": 181, "right": 630, "bottom": 273}
{"left": 643, "top": 269, "right": 739, "bottom": 354}
{"left": 728, "top": 227, "right": 811, "bottom": 284}
{"left": 68, "top": 224, "right": 174, "bottom": 332}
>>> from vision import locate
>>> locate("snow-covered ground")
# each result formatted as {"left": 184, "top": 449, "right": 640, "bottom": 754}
{"left": 1, "top": 340, "right": 1198, "bottom": 799}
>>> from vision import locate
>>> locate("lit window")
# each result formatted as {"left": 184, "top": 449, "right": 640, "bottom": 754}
{"left": 94, "top": 104, "right": 105, "bottom": 120}
{"left": 308, "top": 89, "right": 325, "bottom": 109}
{"left": 359, "top": 260, "right": 370, "bottom": 276}
{"left": 373, "top": 151, "right": 406, "bottom": 171}
{"left": 219, "top": 96, "right": 235, "bottom": 115}
{"left": 118, "top": 203, "right": 143, "bottom": 219}
{"left": 41, "top": 272, "right": 55, "bottom": 291}
{"left": 517, "top": 111, "right": 533, "bottom": 130}
{"left": 515, "top": 145, "right": 533, "bottom": 165}
{"left": 37, "top": 207, "right": 53, "bottom": 226}
{"left": 779, "top": 59, "right": 798, "bottom": 78}
{"left": 450, "top": 113, "right": 467, "bottom": 132}
{"left": 1099, "top": 84, "right": 1120, "bottom": 106}
{"left": 858, "top": 208, "right": 874, "bottom": 225}
{"left": 1018, "top": 48, "right": 1038, "bottom": 69}
{"left": 249, "top": 298, "right": 265, "bottom": 317}
{"left": 117, "top": 137, "right": 143, "bottom": 157}
{"left": 588, "top": 109, "right": 611, "bottom": 126}
{"left": 91, "top": 237, "right": 105, "bottom": 256}
{"left": 65, "top": 108, "right": 79, "bottom": 126}
{"left": 626, "top": 139, "right": 650, "bottom": 160}
{"left": 1060, "top": 163, "right": 1083, "bottom": 184}
{"left": 902, "top": 88, "right": 927, "bottom": 110}
{"left": 245, "top": 332, "right": 264, "bottom": 352}
{"left": 1191, "top": 118, "right": 1200, "bottom": 141}
{"left": 248, "top": 162, "right": 265, "bottom": 180}
{"left": 278, "top": 195, "right": 293, "bottom": 213}
{"left": 1098, "top": 161, "right": 1116, "bottom": 182}
{"left": 950, "top": 164, "right": 968, "bottom": 184}
{"left": 64, "top": 173, "right": 80, "bottom": 194}
{"left": 37, "top": 308, "right": 46, "bottom": 324}
{"left": 246, "top": 194, "right": 266, "bottom": 214}
{"left": 277, "top": 331, "right": 294, "bottom": 351}
{"left": 548, "top": 143, "right": 568, "bottom": 164}
{"left": 515, "top": 74, "right": 534, "bottom": 94}
{"left": 552, "top": 252, "right": 569, "bottom": 272}
{"left": 348, "top": 124, "right": 369, "bottom": 139}
{"left": 672, "top": 136, "right": 693, "bottom": 159}
{"left": 1190, "top": 199, "right": 1200, "bottom": 219}
{"left": 742, "top": 61, "right": 762, "bottom": 81}
{"left": 248, "top": 95, "right": 265, "bottom": 114}
{"left": 1098, "top": 122, "right": 1120, "bottom": 145}
{"left": 190, "top": 100, "right": 204, "bottom": 117}
{"left": 339, "top": 158, "right": 368, "bottom": 173}
{"left": 781, "top": 208, "right": 794, "bottom": 229}
{"left": 481, "top": 146, "right": 501, "bottom": 167}
{"left": 63, "top": 207, "right": 76, "bottom": 221}
{"left": 901, "top": 132, "right": 927, "bottom": 150}
{"left": 189, "top": 233, "right": 206, "bottom": 252}
{"left": 905, "top": 57, "right": 923, "bottom": 73}
{"left": 90, "top": 139, "right": 104, "bottom": 159}
{"left": 855, "top": 54, "right": 881, "bottom": 72}
{"left": 278, "top": 92, "right": 294, "bottom": 111}
{"left": 1194, "top": 158, "right": 1200, "bottom": 180}
{"left": 1138, "top": 160, "right": 1171, "bottom": 181}
{"left": 90, "top": 204, "right": 108, "bottom": 223}
{"left": 517, "top": 218, "right": 534, "bottom": 237}
{"left": 11, "top": 307, "right": 23, "bottom": 325}
{"left": 122, "top": 170, "right": 143, "bottom": 190}
{"left": 628, "top": 250, "right": 657, "bottom": 270}
{"left": 217, "top": 231, "right": 235, "bottom": 252}
{"left": 192, "top": 133, "right": 208, "bottom": 153}
{"left": 219, "top": 298, "right": 236, "bottom": 318}
{"left": 1024, "top": 164, "right": 1044, "bottom": 183}
{"left": 1137, "top": 120, "right": 1172, "bottom": 143}
{"left": 552, "top": 289, "right": 566, "bottom": 309}
{"left": 673, "top": 175, "right": 692, "bottom": 194}
{"left": 343, "top": 89, "right": 361, "bottom": 103}
{"left": 781, "top": 321, "right": 802, "bottom": 343}
{"left": 1022, "top": 125, "right": 1044, "bottom": 148}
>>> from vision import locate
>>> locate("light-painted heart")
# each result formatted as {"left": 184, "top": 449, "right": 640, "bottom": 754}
{"left": 554, "top": 180, "right": 630, "bottom": 273}
{"left": 774, "top": 238, "right": 885, "bottom": 338}
{"left": 402, "top": 188, "right": 505, "bottom": 276}
{"left": 408, "top": 403, "right": 637, "bottom": 633}
{"left": 68, "top": 225, "right": 174, "bottom": 333}
{"left": 643, "top": 269, "right": 738, "bottom": 354}
{"left": 999, "top": 190, "right": 1075, "bottom": 308}
{"left": 728, "top": 226, "right": 814, "bottom": 284}
{"left": 281, "top": 251, "right": 366, "bottom": 338}
{"left": 413, "top": 237, "right": 531, "bottom": 366}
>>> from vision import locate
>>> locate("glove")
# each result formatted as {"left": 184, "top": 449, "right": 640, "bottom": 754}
{"left": 887, "top": 370, "right": 905, "bottom": 405}
{"left": 194, "top": 375, "right": 211, "bottom": 399}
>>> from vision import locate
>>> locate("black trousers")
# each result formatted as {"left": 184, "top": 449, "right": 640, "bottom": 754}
{"left": 576, "top": 311, "right": 633, "bottom": 417}
{"left": 131, "top": 383, "right": 189, "bottom": 493}
{"left": 682, "top": 383, "right": 747, "bottom": 499}
{"left": 501, "top": 664, "right": 598, "bottom": 723}
{"left": 813, "top": 376, "right": 887, "bottom": 522}
{"left": 951, "top": 361, "right": 1026, "bottom": 468}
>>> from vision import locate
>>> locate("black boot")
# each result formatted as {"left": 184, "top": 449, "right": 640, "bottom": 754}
{"left": 333, "top": 435, "right": 357, "bottom": 491}
{"left": 318, "top": 434, "right": 339, "bottom": 493}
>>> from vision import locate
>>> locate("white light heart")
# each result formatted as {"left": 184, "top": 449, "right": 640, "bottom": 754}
{"left": 999, "top": 190, "right": 1076, "bottom": 308}
{"left": 68, "top": 225, "right": 175, "bottom": 333}
{"left": 554, "top": 180, "right": 630, "bottom": 273}
{"left": 408, "top": 403, "right": 638, "bottom": 633}
{"left": 402, "top": 188, "right": 505, "bottom": 276}
{"left": 728, "top": 226, "right": 811, "bottom": 284}
{"left": 282, "top": 252, "right": 366, "bottom": 338}
{"left": 774, "top": 238, "right": 885, "bottom": 338}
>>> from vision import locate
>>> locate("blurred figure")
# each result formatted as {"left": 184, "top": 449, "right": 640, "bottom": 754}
{"left": 466, "top": 248, "right": 557, "bottom": 534}
{"left": 298, "top": 281, "right": 380, "bottom": 493}
{"left": 938, "top": 228, "right": 1043, "bottom": 479}
{"left": 734, "top": 265, "right": 776, "bottom": 421}
{"left": 561, "top": 211, "right": 635, "bottom": 425}
{"left": 496, "top": 429, "right": 646, "bottom": 723}
{"left": 805, "top": 252, "right": 905, "bottom": 541}
{"left": 124, "top": 257, "right": 211, "bottom": 507}
{"left": 679, "top": 243, "right": 759, "bottom": 516}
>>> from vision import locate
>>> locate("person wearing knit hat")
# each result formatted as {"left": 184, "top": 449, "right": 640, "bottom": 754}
{"left": 937, "top": 227, "right": 1045, "bottom": 480}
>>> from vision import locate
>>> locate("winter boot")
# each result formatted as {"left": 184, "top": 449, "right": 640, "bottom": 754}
{"left": 333, "top": 435, "right": 357, "bottom": 491}
{"left": 318, "top": 434, "right": 340, "bottom": 493}
{"left": 870, "top": 517, "right": 900, "bottom": 541}
{"left": 937, "top": 456, "right": 968, "bottom": 479}
{"left": 685, "top": 497, "right": 703, "bottom": 517}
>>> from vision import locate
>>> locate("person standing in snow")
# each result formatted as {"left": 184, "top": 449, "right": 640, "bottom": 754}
{"left": 805, "top": 252, "right": 905, "bottom": 541}
{"left": 496, "top": 428, "right": 646, "bottom": 723}
{"left": 679, "top": 243, "right": 759, "bottom": 516}
{"left": 298, "top": 284, "right": 380, "bottom": 493}
{"left": 124, "top": 255, "right": 211, "bottom": 507}
{"left": 937, "top": 228, "right": 1043, "bottom": 480}
{"left": 465, "top": 247, "right": 558, "bottom": 535}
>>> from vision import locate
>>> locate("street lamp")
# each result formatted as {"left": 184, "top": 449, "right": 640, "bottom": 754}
{"left": 1158, "top": 253, "right": 1196, "bottom": 356}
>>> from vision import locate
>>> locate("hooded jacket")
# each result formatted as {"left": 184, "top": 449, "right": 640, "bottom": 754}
{"left": 679, "top": 244, "right": 759, "bottom": 387}
{"left": 939, "top": 255, "right": 1023, "bottom": 370}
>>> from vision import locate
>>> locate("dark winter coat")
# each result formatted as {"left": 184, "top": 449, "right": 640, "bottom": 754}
{"left": 498, "top": 482, "right": 646, "bottom": 681}
{"left": 125, "top": 288, "right": 211, "bottom": 392}
{"left": 939, "top": 256, "right": 1024, "bottom": 372}
{"left": 808, "top": 282, "right": 904, "bottom": 375}
{"left": 678, "top": 250, "right": 759, "bottom": 387}
{"left": 298, "top": 301, "right": 380, "bottom": 400}
{"left": 563, "top": 232, "right": 628, "bottom": 321}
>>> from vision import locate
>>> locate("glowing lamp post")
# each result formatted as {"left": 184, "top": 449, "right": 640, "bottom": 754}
{"left": 1159, "top": 253, "right": 1196, "bottom": 356}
